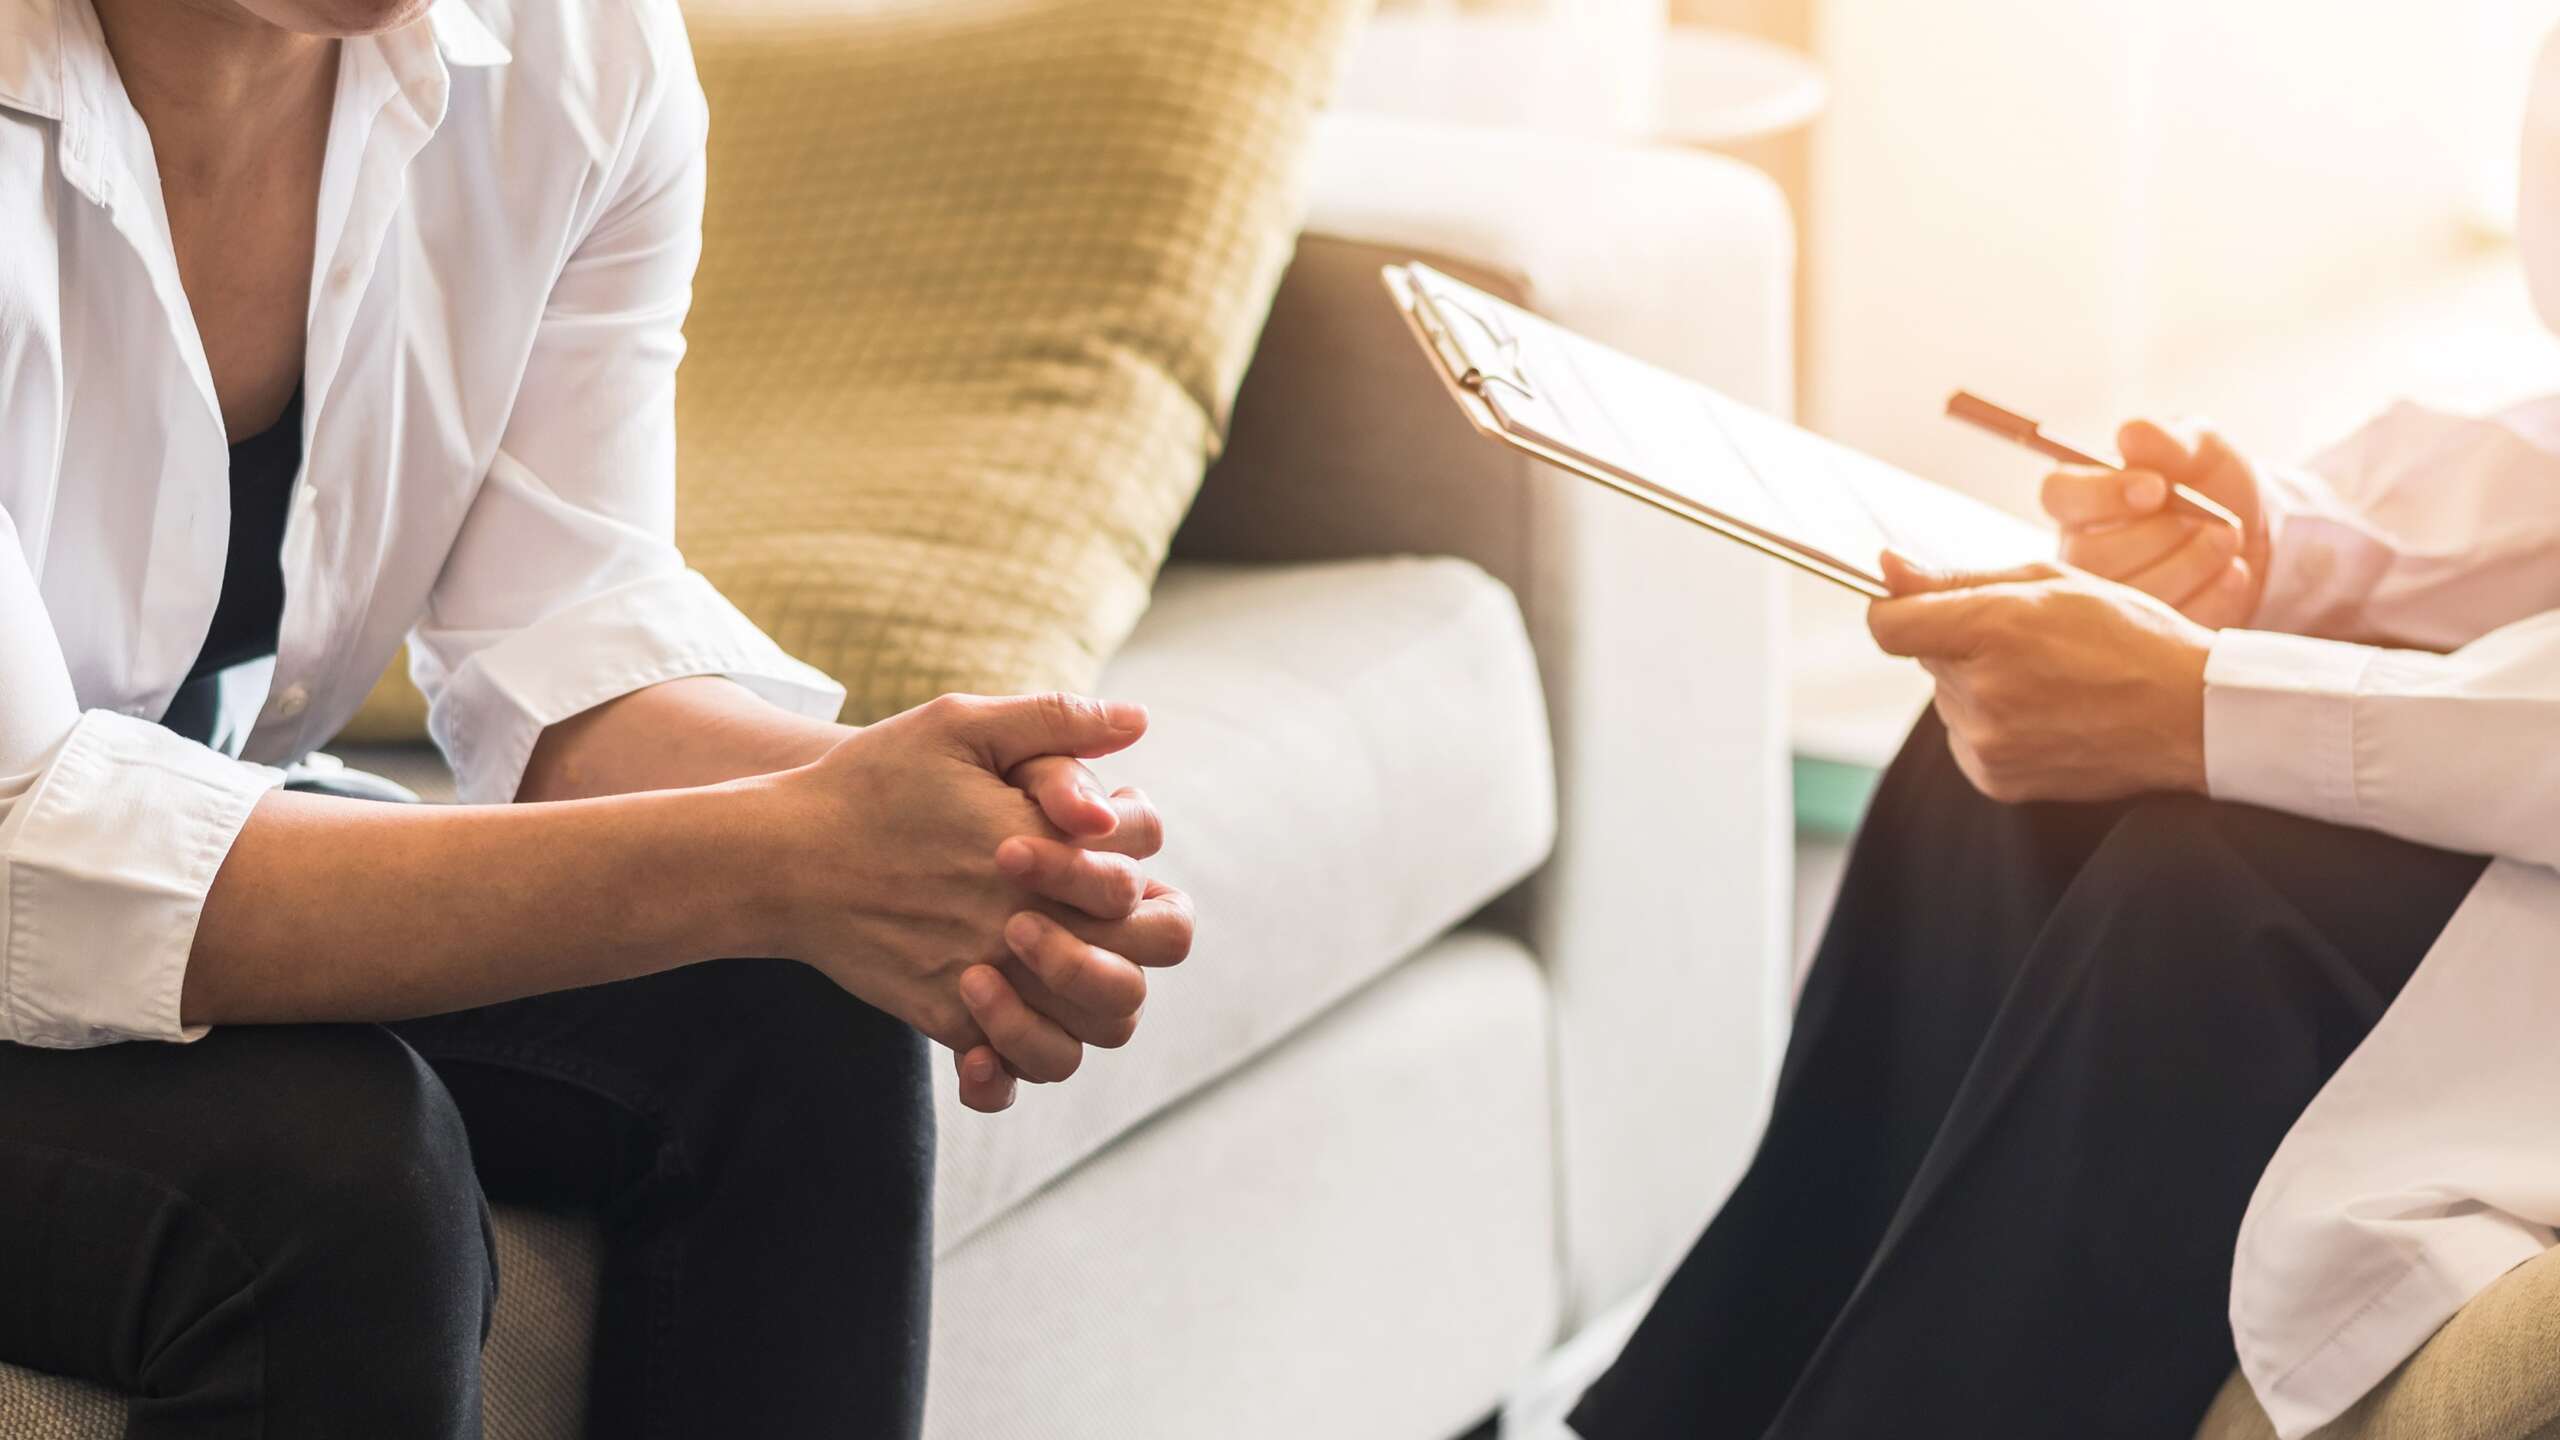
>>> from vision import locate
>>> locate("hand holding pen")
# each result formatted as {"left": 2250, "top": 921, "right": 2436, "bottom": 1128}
{"left": 1947, "top": 392, "right": 2272, "bottom": 629}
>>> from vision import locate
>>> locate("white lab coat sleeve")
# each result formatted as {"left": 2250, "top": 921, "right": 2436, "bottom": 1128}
{"left": 0, "top": 505, "right": 282, "bottom": 1047}
{"left": 2206, "top": 606, "right": 2560, "bottom": 871}
{"left": 406, "top": 11, "right": 841, "bottom": 805}
{"left": 2250, "top": 397, "right": 2560, "bottom": 651}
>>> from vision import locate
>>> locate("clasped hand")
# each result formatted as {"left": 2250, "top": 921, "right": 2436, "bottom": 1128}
{"left": 755, "top": 692, "right": 1194, "bottom": 1114}
{"left": 1867, "top": 419, "right": 2268, "bottom": 804}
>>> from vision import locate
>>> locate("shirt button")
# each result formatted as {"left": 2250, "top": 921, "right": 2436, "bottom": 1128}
{"left": 271, "top": 684, "right": 311, "bottom": 720}
{"left": 331, "top": 264, "right": 357, "bottom": 292}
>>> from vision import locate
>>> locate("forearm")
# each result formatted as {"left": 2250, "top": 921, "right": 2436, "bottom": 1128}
{"left": 184, "top": 778, "right": 779, "bottom": 1026}
{"left": 518, "top": 676, "right": 846, "bottom": 802}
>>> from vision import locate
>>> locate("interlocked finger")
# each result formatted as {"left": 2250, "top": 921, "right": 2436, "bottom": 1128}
{"left": 959, "top": 964, "right": 1084, "bottom": 1084}
{"left": 1004, "top": 912, "right": 1146, "bottom": 1048}
{"left": 1047, "top": 882, "right": 1195, "bottom": 969}
{"left": 995, "top": 835, "right": 1147, "bottom": 920}
{"left": 1078, "top": 788, "right": 1164, "bottom": 860}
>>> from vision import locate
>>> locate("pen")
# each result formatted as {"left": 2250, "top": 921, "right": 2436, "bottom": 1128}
{"left": 1945, "top": 391, "right": 2243, "bottom": 531}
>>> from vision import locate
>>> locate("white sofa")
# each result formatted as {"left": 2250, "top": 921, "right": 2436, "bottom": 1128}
{"left": 0, "top": 113, "right": 1796, "bottom": 1440}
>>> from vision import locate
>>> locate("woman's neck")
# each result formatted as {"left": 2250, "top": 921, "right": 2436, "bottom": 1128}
{"left": 89, "top": 0, "right": 339, "bottom": 193}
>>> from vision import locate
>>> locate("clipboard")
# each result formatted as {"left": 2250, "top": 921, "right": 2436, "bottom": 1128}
{"left": 1384, "top": 263, "right": 2052, "bottom": 598}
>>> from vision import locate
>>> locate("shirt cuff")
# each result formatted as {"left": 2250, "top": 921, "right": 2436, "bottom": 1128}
{"left": 0, "top": 712, "right": 284, "bottom": 1047}
{"left": 2247, "top": 464, "right": 2364, "bottom": 636}
{"left": 2202, "top": 628, "right": 2380, "bottom": 826}
{"left": 426, "top": 569, "right": 848, "bottom": 804}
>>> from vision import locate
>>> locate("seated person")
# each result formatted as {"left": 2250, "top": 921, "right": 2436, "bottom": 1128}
{"left": 1567, "top": 408, "right": 2560, "bottom": 1432}
{"left": 1563, "top": 45, "right": 2560, "bottom": 1431}
{"left": 0, "top": 1, "right": 1191, "bottom": 1435}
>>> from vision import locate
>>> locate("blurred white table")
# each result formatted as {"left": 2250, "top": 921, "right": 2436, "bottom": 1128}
{"left": 1337, "top": 15, "right": 1824, "bottom": 150}
{"left": 1655, "top": 27, "right": 1826, "bottom": 149}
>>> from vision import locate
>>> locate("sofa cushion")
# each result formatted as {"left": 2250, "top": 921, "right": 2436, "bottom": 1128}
{"left": 930, "top": 555, "right": 1555, "bottom": 1249}
{"left": 346, "top": 0, "right": 1372, "bottom": 738}
{"left": 927, "top": 932, "right": 1557, "bottom": 1440}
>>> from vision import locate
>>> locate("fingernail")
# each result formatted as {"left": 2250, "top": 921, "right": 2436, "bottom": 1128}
{"left": 1006, "top": 913, "right": 1042, "bottom": 949}
{"left": 2126, "top": 473, "right": 2166, "bottom": 509}
{"left": 994, "top": 838, "right": 1034, "bottom": 875}
{"left": 967, "top": 1052, "right": 996, "bottom": 1083}
{"left": 961, "top": 968, "right": 1000, "bottom": 1006}
{"left": 1103, "top": 700, "right": 1148, "bottom": 733}
{"left": 1077, "top": 779, "right": 1107, "bottom": 807}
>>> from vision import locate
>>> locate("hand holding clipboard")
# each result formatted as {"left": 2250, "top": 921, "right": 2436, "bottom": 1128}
{"left": 1385, "top": 259, "right": 2240, "bottom": 801}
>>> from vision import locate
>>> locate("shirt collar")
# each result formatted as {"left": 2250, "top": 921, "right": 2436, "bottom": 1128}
{"left": 0, "top": 0, "right": 507, "bottom": 125}
{"left": 0, "top": 0, "right": 66, "bottom": 120}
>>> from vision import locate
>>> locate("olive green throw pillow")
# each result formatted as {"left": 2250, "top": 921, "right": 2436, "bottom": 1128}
{"left": 340, "top": 0, "right": 1370, "bottom": 740}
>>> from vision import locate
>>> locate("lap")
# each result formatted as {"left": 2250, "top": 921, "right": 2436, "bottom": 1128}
{"left": 1849, "top": 709, "right": 2487, "bottom": 1011}
{"left": 2052, "top": 791, "right": 2487, "bottom": 1016}
{"left": 0, "top": 1022, "right": 472, "bottom": 1231}
{"left": 0, "top": 959, "right": 926, "bottom": 1424}
{"left": 0, "top": 1025, "right": 488, "bottom": 1403}
{"left": 389, "top": 957, "right": 928, "bottom": 1213}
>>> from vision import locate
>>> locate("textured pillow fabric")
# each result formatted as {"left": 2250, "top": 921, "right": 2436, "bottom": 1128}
{"left": 344, "top": 0, "right": 1369, "bottom": 739}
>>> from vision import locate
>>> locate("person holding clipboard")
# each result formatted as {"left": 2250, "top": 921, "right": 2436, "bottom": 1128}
{"left": 1561, "top": 412, "right": 2502, "bottom": 1440}
{"left": 1406, "top": 41, "right": 2560, "bottom": 1436}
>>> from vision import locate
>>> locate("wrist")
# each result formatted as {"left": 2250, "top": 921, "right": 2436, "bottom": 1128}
{"left": 730, "top": 715, "right": 857, "bottom": 777}
{"left": 666, "top": 776, "right": 813, "bottom": 960}
{"left": 2159, "top": 629, "right": 2214, "bottom": 795}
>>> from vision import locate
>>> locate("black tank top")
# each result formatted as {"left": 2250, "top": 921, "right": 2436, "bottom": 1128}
{"left": 158, "top": 388, "right": 304, "bottom": 747}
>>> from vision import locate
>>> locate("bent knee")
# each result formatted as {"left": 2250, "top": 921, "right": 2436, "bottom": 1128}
{"left": 108, "top": 1027, "right": 492, "bottom": 1411}
{"left": 2049, "top": 799, "right": 2355, "bottom": 1035}
{"left": 192, "top": 1027, "right": 491, "bottom": 1301}
{"left": 2070, "top": 795, "right": 2264, "bottom": 909}
{"left": 691, "top": 958, "right": 929, "bottom": 1091}
{"left": 675, "top": 961, "right": 934, "bottom": 1194}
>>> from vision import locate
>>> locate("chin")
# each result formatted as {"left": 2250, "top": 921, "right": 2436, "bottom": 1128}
{"left": 237, "top": 0, "right": 437, "bottom": 37}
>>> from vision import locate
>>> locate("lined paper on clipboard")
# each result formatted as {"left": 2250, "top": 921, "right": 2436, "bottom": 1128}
{"left": 1391, "top": 263, "right": 2050, "bottom": 596}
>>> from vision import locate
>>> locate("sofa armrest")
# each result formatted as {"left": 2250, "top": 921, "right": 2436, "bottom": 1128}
{"left": 1175, "top": 112, "right": 1796, "bottom": 1327}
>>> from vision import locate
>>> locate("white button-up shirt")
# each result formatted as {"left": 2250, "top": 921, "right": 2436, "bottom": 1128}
{"left": 2210, "top": 32, "right": 2560, "bottom": 1433}
{"left": 0, "top": 0, "right": 841, "bottom": 1048}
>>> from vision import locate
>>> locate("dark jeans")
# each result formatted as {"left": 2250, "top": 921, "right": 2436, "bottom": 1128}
{"left": 1570, "top": 711, "right": 2488, "bottom": 1440}
{"left": 0, "top": 957, "right": 933, "bottom": 1440}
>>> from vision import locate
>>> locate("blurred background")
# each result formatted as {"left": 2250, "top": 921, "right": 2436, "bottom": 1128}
{"left": 1346, "top": 0, "right": 2560, "bottom": 764}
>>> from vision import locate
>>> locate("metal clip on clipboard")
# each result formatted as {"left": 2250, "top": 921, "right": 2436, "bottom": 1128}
{"left": 1407, "top": 278, "right": 1539, "bottom": 406}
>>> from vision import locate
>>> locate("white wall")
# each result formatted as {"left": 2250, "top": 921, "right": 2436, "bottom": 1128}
{"left": 1808, "top": 0, "right": 2560, "bottom": 508}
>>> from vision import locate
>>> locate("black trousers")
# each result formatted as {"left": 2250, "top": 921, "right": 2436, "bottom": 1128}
{"left": 0, "top": 957, "right": 933, "bottom": 1439}
{"left": 1570, "top": 711, "right": 2489, "bottom": 1440}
